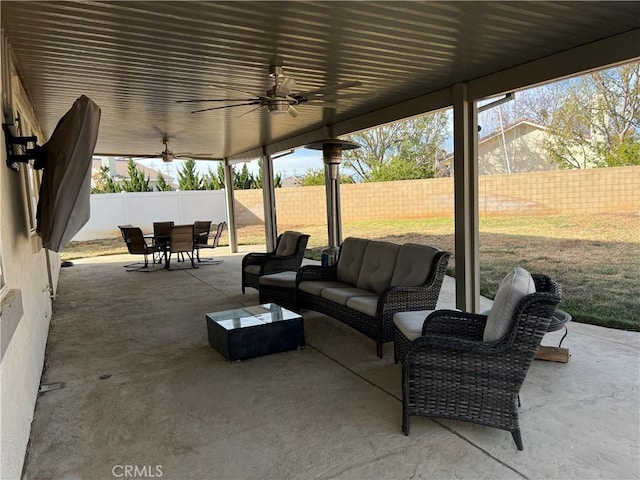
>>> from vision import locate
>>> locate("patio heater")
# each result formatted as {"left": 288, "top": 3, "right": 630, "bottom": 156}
{"left": 305, "top": 138, "right": 360, "bottom": 266}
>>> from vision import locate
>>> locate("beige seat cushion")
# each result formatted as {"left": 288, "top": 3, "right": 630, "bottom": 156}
{"left": 298, "top": 281, "right": 351, "bottom": 296}
{"left": 483, "top": 267, "right": 536, "bottom": 342}
{"left": 393, "top": 310, "right": 436, "bottom": 341}
{"left": 346, "top": 295, "right": 379, "bottom": 317}
{"left": 275, "top": 231, "right": 303, "bottom": 256}
{"left": 393, "top": 309, "right": 461, "bottom": 341}
{"left": 244, "top": 264, "right": 261, "bottom": 275}
{"left": 355, "top": 241, "right": 399, "bottom": 293}
{"left": 336, "top": 238, "right": 369, "bottom": 285}
{"left": 391, "top": 243, "right": 439, "bottom": 286}
{"left": 259, "top": 271, "right": 297, "bottom": 287}
{"left": 321, "top": 287, "right": 374, "bottom": 306}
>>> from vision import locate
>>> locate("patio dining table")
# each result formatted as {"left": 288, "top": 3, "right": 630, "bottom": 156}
{"left": 143, "top": 232, "right": 170, "bottom": 264}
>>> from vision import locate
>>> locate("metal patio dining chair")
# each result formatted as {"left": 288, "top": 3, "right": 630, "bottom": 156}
{"left": 165, "top": 224, "right": 197, "bottom": 270}
{"left": 194, "top": 221, "right": 225, "bottom": 264}
{"left": 152, "top": 221, "right": 174, "bottom": 263}
{"left": 118, "top": 225, "right": 162, "bottom": 272}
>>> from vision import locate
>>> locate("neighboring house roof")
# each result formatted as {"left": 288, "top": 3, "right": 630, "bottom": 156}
{"left": 281, "top": 175, "right": 303, "bottom": 187}
{"left": 91, "top": 158, "right": 178, "bottom": 189}
{"left": 478, "top": 119, "right": 546, "bottom": 144}
{"left": 91, "top": 158, "right": 162, "bottom": 180}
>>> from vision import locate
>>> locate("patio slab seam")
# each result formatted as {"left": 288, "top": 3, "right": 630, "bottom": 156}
{"left": 304, "top": 340, "right": 530, "bottom": 480}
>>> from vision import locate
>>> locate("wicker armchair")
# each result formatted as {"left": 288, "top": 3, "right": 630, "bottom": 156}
{"left": 241, "top": 231, "right": 310, "bottom": 293}
{"left": 398, "top": 272, "right": 561, "bottom": 450}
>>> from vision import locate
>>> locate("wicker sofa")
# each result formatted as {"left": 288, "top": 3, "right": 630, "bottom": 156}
{"left": 296, "top": 237, "right": 450, "bottom": 358}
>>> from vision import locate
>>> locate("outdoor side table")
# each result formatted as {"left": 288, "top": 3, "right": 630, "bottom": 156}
{"left": 535, "top": 309, "right": 572, "bottom": 363}
{"left": 206, "top": 304, "right": 304, "bottom": 362}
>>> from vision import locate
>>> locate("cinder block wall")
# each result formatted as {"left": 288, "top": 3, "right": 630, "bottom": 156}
{"left": 233, "top": 166, "right": 640, "bottom": 226}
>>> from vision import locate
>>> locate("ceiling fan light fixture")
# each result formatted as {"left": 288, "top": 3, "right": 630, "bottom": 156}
{"left": 268, "top": 100, "right": 290, "bottom": 114}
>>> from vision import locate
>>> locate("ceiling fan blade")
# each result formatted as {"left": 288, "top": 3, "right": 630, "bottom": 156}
{"left": 307, "top": 92, "right": 368, "bottom": 101}
{"left": 288, "top": 105, "right": 300, "bottom": 118}
{"left": 296, "top": 80, "right": 362, "bottom": 97}
{"left": 177, "top": 98, "right": 258, "bottom": 103}
{"left": 175, "top": 154, "right": 220, "bottom": 161}
{"left": 208, "top": 83, "right": 259, "bottom": 97}
{"left": 238, "top": 105, "right": 264, "bottom": 118}
{"left": 190, "top": 101, "right": 261, "bottom": 114}
{"left": 278, "top": 77, "right": 296, "bottom": 97}
{"left": 316, "top": 101, "right": 340, "bottom": 108}
{"left": 119, "top": 154, "right": 162, "bottom": 159}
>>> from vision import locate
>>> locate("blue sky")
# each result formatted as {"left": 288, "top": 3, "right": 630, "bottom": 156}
{"left": 137, "top": 147, "right": 324, "bottom": 182}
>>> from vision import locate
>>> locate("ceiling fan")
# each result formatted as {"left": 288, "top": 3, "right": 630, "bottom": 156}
{"left": 130, "top": 135, "right": 217, "bottom": 163}
{"left": 177, "top": 65, "right": 363, "bottom": 117}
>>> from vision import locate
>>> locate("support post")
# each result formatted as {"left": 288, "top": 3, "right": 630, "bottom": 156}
{"left": 452, "top": 83, "right": 480, "bottom": 312}
{"left": 260, "top": 149, "right": 278, "bottom": 252}
{"left": 223, "top": 159, "right": 238, "bottom": 253}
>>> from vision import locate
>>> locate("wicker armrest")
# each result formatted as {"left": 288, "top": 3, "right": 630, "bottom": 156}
{"left": 262, "top": 255, "right": 303, "bottom": 274}
{"left": 422, "top": 310, "right": 487, "bottom": 340}
{"left": 296, "top": 264, "right": 338, "bottom": 284}
{"left": 379, "top": 286, "right": 439, "bottom": 313}
{"left": 407, "top": 331, "right": 498, "bottom": 358}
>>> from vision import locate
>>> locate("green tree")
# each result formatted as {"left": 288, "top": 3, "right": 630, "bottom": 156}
{"left": 156, "top": 172, "right": 172, "bottom": 191}
{"left": 300, "top": 168, "right": 356, "bottom": 186}
{"left": 300, "top": 168, "right": 325, "bottom": 186}
{"left": 368, "top": 156, "right": 434, "bottom": 182}
{"left": 203, "top": 163, "right": 226, "bottom": 190}
{"left": 120, "top": 159, "right": 151, "bottom": 192}
{"left": 341, "top": 112, "right": 449, "bottom": 182}
{"left": 177, "top": 159, "right": 204, "bottom": 190}
{"left": 91, "top": 165, "right": 121, "bottom": 194}
{"left": 234, "top": 163, "right": 254, "bottom": 190}
{"left": 202, "top": 161, "right": 283, "bottom": 190}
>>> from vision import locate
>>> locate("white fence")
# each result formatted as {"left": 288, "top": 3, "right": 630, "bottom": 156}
{"left": 73, "top": 190, "right": 228, "bottom": 241}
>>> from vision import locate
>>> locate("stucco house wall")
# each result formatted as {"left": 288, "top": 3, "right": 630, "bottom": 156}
{"left": 479, "top": 122, "right": 556, "bottom": 174}
{"left": 1, "top": 58, "right": 59, "bottom": 480}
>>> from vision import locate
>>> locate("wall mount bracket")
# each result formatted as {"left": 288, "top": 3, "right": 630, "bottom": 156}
{"left": 2, "top": 123, "right": 45, "bottom": 171}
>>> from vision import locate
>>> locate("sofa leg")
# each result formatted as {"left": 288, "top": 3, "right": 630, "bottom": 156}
{"left": 376, "top": 341, "right": 383, "bottom": 359}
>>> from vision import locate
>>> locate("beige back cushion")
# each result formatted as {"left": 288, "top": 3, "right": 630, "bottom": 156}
{"left": 275, "top": 231, "right": 302, "bottom": 256}
{"left": 391, "top": 243, "right": 439, "bottom": 286}
{"left": 336, "top": 238, "right": 369, "bottom": 285}
{"left": 483, "top": 267, "right": 536, "bottom": 342}
{"left": 355, "top": 241, "right": 400, "bottom": 293}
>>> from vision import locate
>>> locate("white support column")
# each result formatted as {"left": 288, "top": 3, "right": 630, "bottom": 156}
{"left": 260, "top": 148, "right": 278, "bottom": 252}
{"left": 452, "top": 83, "right": 480, "bottom": 312}
{"left": 222, "top": 159, "right": 238, "bottom": 253}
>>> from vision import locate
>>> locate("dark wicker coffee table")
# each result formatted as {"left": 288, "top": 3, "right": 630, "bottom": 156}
{"left": 206, "top": 304, "right": 305, "bottom": 362}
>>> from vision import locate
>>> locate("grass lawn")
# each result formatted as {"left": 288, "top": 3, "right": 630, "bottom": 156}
{"left": 62, "top": 213, "right": 639, "bottom": 331}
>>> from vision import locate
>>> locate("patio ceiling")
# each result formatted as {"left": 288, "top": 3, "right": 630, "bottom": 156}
{"left": 2, "top": 1, "right": 639, "bottom": 163}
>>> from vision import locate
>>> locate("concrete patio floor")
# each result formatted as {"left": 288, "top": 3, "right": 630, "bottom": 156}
{"left": 24, "top": 248, "right": 639, "bottom": 479}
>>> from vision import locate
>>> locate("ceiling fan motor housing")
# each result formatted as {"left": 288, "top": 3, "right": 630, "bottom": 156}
{"left": 268, "top": 100, "right": 290, "bottom": 114}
